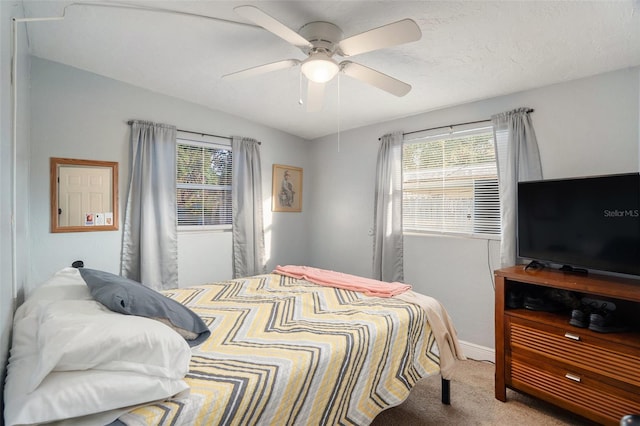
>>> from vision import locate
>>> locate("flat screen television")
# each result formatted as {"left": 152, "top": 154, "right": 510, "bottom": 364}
{"left": 517, "top": 173, "right": 640, "bottom": 277}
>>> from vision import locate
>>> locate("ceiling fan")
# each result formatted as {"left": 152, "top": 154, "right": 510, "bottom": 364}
{"left": 222, "top": 5, "right": 422, "bottom": 111}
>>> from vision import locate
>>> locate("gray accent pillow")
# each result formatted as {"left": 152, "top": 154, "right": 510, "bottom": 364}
{"left": 79, "top": 268, "right": 210, "bottom": 347}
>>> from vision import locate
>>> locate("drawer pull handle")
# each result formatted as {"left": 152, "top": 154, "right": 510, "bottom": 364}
{"left": 564, "top": 332, "right": 581, "bottom": 341}
{"left": 565, "top": 373, "right": 581, "bottom": 383}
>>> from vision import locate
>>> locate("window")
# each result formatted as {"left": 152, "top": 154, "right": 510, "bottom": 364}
{"left": 176, "top": 138, "right": 232, "bottom": 229}
{"left": 402, "top": 126, "right": 500, "bottom": 238}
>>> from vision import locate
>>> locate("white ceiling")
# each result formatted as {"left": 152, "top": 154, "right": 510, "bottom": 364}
{"left": 21, "top": 0, "right": 640, "bottom": 140}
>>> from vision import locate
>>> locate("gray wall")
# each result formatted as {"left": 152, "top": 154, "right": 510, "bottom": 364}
{"left": 28, "top": 57, "right": 312, "bottom": 291}
{"left": 307, "top": 67, "right": 640, "bottom": 349}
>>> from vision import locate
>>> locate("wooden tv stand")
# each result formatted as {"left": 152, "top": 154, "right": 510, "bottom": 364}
{"left": 495, "top": 266, "right": 640, "bottom": 425}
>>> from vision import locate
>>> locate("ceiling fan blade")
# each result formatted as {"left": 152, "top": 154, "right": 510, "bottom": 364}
{"left": 234, "top": 5, "right": 312, "bottom": 49}
{"left": 306, "top": 80, "right": 325, "bottom": 112}
{"left": 338, "top": 19, "right": 421, "bottom": 57}
{"left": 222, "top": 59, "right": 300, "bottom": 81}
{"left": 341, "top": 61, "right": 411, "bottom": 97}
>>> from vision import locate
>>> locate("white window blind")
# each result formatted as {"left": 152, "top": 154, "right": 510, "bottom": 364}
{"left": 402, "top": 126, "right": 500, "bottom": 238}
{"left": 177, "top": 139, "right": 232, "bottom": 229}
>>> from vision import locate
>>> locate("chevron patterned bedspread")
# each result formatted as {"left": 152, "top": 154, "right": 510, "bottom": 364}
{"left": 118, "top": 273, "right": 440, "bottom": 425}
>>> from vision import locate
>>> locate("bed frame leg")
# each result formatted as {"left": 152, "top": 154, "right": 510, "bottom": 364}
{"left": 441, "top": 377, "right": 450, "bottom": 405}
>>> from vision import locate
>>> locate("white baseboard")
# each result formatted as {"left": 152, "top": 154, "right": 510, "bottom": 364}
{"left": 458, "top": 340, "right": 495, "bottom": 363}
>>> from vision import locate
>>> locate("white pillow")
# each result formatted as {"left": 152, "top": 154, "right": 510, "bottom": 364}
{"left": 25, "top": 267, "right": 91, "bottom": 302}
{"left": 4, "top": 268, "right": 192, "bottom": 425}
{"left": 7, "top": 268, "right": 93, "bottom": 393}
{"left": 29, "top": 299, "right": 192, "bottom": 392}
{"left": 5, "top": 367, "right": 189, "bottom": 426}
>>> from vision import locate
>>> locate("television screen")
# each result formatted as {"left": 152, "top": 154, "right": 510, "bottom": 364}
{"left": 517, "top": 173, "right": 640, "bottom": 276}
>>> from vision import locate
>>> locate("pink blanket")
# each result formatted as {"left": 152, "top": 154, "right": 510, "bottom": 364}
{"left": 273, "top": 265, "right": 411, "bottom": 297}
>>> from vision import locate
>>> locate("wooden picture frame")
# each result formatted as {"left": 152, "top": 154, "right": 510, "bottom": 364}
{"left": 50, "top": 157, "right": 119, "bottom": 233}
{"left": 272, "top": 164, "right": 302, "bottom": 212}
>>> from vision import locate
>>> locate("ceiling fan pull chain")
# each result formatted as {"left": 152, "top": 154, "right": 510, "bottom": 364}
{"left": 337, "top": 74, "right": 341, "bottom": 152}
{"left": 298, "top": 70, "right": 304, "bottom": 105}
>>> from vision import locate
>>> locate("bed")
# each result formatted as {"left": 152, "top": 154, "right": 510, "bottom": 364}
{"left": 4, "top": 266, "right": 463, "bottom": 426}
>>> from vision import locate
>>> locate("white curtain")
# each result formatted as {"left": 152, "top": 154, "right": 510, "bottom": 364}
{"left": 232, "top": 136, "right": 266, "bottom": 278}
{"left": 492, "top": 108, "right": 543, "bottom": 268}
{"left": 121, "top": 121, "right": 178, "bottom": 290}
{"left": 373, "top": 132, "right": 404, "bottom": 282}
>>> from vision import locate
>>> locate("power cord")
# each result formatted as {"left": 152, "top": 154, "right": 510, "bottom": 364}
{"left": 486, "top": 239, "right": 495, "bottom": 290}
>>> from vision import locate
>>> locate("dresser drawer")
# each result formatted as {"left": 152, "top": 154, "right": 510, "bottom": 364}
{"left": 511, "top": 358, "right": 640, "bottom": 426}
{"left": 507, "top": 315, "right": 640, "bottom": 390}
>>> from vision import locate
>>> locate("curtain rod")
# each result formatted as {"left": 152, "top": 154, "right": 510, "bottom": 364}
{"left": 379, "top": 109, "right": 535, "bottom": 141}
{"left": 403, "top": 119, "right": 492, "bottom": 137}
{"left": 127, "top": 121, "right": 260, "bottom": 144}
{"left": 178, "top": 128, "right": 231, "bottom": 141}
{"left": 378, "top": 119, "right": 490, "bottom": 141}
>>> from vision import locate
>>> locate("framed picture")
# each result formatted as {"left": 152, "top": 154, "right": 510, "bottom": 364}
{"left": 272, "top": 164, "right": 302, "bottom": 212}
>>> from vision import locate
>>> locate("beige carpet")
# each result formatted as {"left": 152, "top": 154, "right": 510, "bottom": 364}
{"left": 371, "top": 359, "right": 597, "bottom": 426}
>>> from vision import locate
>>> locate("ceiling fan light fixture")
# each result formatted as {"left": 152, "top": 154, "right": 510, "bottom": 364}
{"left": 301, "top": 52, "right": 339, "bottom": 83}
